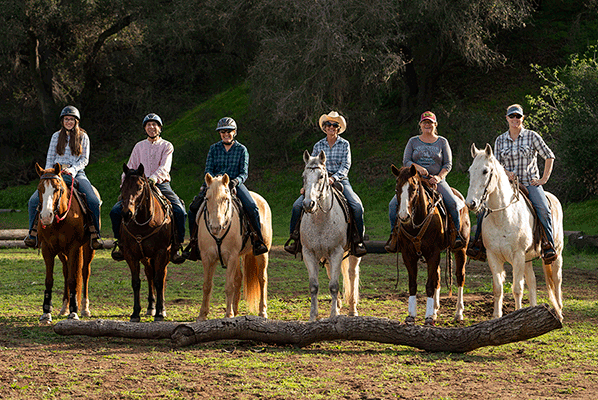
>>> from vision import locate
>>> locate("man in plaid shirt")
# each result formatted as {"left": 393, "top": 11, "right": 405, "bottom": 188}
{"left": 184, "top": 117, "right": 268, "bottom": 259}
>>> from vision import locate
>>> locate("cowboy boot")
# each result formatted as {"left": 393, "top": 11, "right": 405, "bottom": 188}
{"left": 182, "top": 237, "right": 201, "bottom": 261}
{"left": 384, "top": 227, "right": 399, "bottom": 253}
{"left": 24, "top": 211, "right": 40, "bottom": 248}
{"left": 171, "top": 244, "right": 186, "bottom": 264}
{"left": 284, "top": 229, "right": 301, "bottom": 255}
{"left": 466, "top": 234, "right": 486, "bottom": 261}
{"left": 251, "top": 230, "right": 268, "bottom": 256}
{"left": 111, "top": 240, "right": 124, "bottom": 261}
{"left": 541, "top": 230, "right": 557, "bottom": 264}
{"left": 453, "top": 229, "right": 466, "bottom": 250}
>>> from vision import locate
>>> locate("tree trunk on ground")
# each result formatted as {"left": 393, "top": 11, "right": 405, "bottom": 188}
{"left": 54, "top": 304, "right": 562, "bottom": 353}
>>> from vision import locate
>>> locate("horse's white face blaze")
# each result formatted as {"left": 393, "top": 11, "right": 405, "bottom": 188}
{"left": 397, "top": 182, "right": 411, "bottom": 222}
{"left": 465, "top": 154, "right": 492, "bottom": 211}
{"left": 302, "top": 164, "right": 326, "bottom": 214}
{"left": 206, "top": 177, "right": 232, "bottom": 235}
{"left": 39, "top": 181, "right": 57, "bottom": 226}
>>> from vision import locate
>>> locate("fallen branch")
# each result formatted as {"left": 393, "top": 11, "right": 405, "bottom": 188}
{"left": 54, "top": 304, "right": 562, "bottom": 353}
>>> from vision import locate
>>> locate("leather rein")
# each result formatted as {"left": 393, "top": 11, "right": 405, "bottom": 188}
{"left": 39, "top": 171, "right": 74, "bottom": 226}
{"left": 122, "top": 177, "right": 171, "bottom": 258}
{"left": 397, "top": 178, "right": 443, "bottom": 257}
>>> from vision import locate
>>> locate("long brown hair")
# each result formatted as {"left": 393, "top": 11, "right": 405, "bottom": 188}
{"left": 56, "top": 119, "right": 86, "bottom": 156}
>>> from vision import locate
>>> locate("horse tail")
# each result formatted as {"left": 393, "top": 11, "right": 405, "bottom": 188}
{"left": 542, "top": 262, "right": 562, "bottom": 318}
{"left": 341, "top": 256, "right": 360, "bottom": 307}
{"left": 242, "top": 253, "right": 262, "bottom": 314}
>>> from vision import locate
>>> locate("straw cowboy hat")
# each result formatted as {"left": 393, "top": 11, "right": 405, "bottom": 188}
{"left": 318, "top": 111, "right": 347, "bottom": 134}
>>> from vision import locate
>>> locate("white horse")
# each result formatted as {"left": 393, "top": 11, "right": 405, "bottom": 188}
{"left": 465, "top": 144, "right": 563, "bottom": 320}
{"left": 300, "top": 150, "right": 361, "bottom": 322}
{"left": 196, "top": 173, "right": 272, "bottom": 321}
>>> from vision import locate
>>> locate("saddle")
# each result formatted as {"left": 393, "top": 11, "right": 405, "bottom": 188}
{"left": 516, "top": 183, "right": 546, "bottom": 253}
{"left": 330, "top": 183, "right": 362, "bottom": 254}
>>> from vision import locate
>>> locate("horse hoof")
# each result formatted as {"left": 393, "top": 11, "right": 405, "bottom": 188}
{"left": 146, "top": 308, "right": 155, "bottom": 316}
{"left": 404, "top": 316, "right": 415, "bottom": 324}
{"left": 348, "top": 311, "right": 359, "bottom": 317}
{"left": 424, "top": 317, "right": 436, "bottom": 326}
{"left": 130, "top": 316, "right": 141, "bottom": 323}
{"left": 154, "top": 315, "right": 164, "bottom": 322}
{"left": 68, "top": 312, "right": 80, "bottom": 320}
{"left": 259, "top": 311, "right": 268, "bottom": 319}
{"left": 39, "top": 313, "right": 52, "bottom": 324}
{"left": 82, "top": 310, "right": 91, "bottom": 318}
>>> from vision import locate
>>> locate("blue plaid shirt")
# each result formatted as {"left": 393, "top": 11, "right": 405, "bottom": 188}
{"left": 311, "top": 136, "right": 351, "bottom": 181}
{"left": 204, "top": 141, "right": 249, "bottom": 184}
{"left": 494, "top": 128, "right": 555, "bottom": 186}
{"left": 45, "top": 131, "right": 90, "bottom": 176}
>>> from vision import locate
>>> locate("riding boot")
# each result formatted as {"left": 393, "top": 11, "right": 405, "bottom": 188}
{"left": 87, "top": 223, "right": 104, "bottom": 250}
{"left": 182, "top": 236, "right": 201, "bottom": 261}
{"left": 170, "top": 225, "right": 186, "bottom": 265}
{"left": 352, "top": 233, "right": 368, "bottom": 257}
{"left": 111, "top": 240, "right": 125, "bottom": 261}
{"left": 284, "top": 214, "right": 302, "bottom": 255}
{"left": 453, "top": 228, "right": 466, "bottom": 251}
{"left": 24, "top": 211, "right": 39, "bottom": 248}
{"left": 466, "top": 231, "right": 486, "bottom": 261}
{"left": 251, "top": 229, "right": 268, "bottom": 256}
{"left": 384, "top": 226, "right": 399, "bottom": 253}
{"left": 540, "top": 230, "right": 557, "bottom": 264}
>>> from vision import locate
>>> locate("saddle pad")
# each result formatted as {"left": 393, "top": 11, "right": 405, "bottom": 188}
{"left": 331, "top": 185, "right": 351, "bottom": 223}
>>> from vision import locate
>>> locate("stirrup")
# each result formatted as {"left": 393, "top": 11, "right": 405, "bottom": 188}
{"left": 352, "top": 242, "right": 367, "bottom": 257}
{"left": 284, "top": 236, "right": 301, "bottom": 255}
{"left": 171, "top": 244, "right": 186, "bottom": 264}
{"left": 24, "top": 235, "right": 37, "bottom": 248}
{"left": 111, "top": 241, "right": 124, "bottom": 261}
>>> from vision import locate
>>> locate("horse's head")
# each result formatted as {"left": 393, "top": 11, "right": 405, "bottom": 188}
{"left": 204, "top": 173, "right": 233, "bottom": 235}
{"left": 121, "top": 163, "right": 146, "bottom": 223}
{"left": 392, "top": 164, "right": 426, "bottom": 225}
{"left": 302, "top": 150, "right": 328, "bottom": 214}
{"left": 465, "top": 143, "right": 499, "bottom": 212}
{"left": 36, "top": 163, "right": 68, "bottom": 226}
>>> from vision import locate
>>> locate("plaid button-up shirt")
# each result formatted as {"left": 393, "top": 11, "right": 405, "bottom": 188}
{"left": 494, "top": 128, "right": 555, "bottom": 186}
{"left": 311, "top": 136, "right": 351, "bottom": 181}
{"left": 205, "top": 141, "right": 249, "bottom": 184}
{"left": 45, "top": 131, "right": 90, "bottom": 176}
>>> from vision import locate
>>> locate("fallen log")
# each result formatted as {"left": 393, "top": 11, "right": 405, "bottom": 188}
{"left": 0, "top": 229, "right": 28, "bottom": 240}
{"left": 0, "top": 240, "right": 27, "bottom": 249}
{"left": 54, "top": 304, "right": 562, "bottom": 352}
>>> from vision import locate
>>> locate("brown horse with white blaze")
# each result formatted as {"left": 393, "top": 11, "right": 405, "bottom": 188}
{"left": 36, "top": 163, "right": 95, "bottom": 323}
{"left": 391, "top": 164, "right": 470, "bottom": 325}
{"left": 120, "top": 163, "right": 174, "bottom": 322}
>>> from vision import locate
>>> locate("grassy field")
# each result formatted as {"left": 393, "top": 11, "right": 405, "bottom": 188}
{"left": 0, "top": 239, "right": 597, "bottom": 399}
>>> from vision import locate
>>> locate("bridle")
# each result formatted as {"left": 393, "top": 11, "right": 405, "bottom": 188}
{"left": 396, "top": 176, "right": 443, "bottom": 257}
{"left": 475, "top": 161, "right": 519, "bottom": 215}
{"left": 304, "top": 165, "right": 334, "bottom": 213}
{"left": 39, "top": 171, "right": 74, "bottom": 225}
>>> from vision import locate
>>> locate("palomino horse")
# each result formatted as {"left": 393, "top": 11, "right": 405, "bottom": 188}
{"left": 36, "top": 163, "right": 95, "bottom": 323}
{"left": 196, "top": 173, "right": 272, "bottom": 320}
{"left": 120, "top": 163, "right": 174, "bottom": 322}
{"left": 465, "top": 144, "right": 564, "bottom": 320}
{"left": 301, "top": 150, "right": 361, "bottom": 322}
{"left": 391, "top": 164, "right": 470, "bottom": 325}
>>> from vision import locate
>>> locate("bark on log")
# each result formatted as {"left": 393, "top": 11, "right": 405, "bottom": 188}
{"left": 54, "top": 304, "right": 562, "bottom": 353}
{"left": 0, "top": 240, "right": 28, "bottom": 249}
{"left": 0, "top": 229, "right": 29, "bottom": 240}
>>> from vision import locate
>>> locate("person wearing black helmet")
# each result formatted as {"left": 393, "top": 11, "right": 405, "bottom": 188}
{"left": 109, "top": 113, "right": 187, "bottom": 264}
{"left": 24, "top": 106, "right": 103, "bottom": 249}
{"left": 183, "top": 117, "right": 268, "bottom": 259}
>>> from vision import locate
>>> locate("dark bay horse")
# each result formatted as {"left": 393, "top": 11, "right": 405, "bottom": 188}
{"left": 391, "top": 164, "right": 470, "bottom": 325}
{"left": 36, "top": 163, "right": 95, "bottom": 323}
{"left": 120, "top": 163, "right": 174, "bottom": 322}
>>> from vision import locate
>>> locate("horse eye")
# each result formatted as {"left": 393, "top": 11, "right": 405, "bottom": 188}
{"left": 482, "top": 168, "right": 488, "bottom": 175}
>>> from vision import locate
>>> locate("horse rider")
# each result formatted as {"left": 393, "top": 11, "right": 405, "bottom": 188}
{"left": 183, "top": 117, "right": 268, "bottom": 260}
{"left": 385, "top": 111, "right": 466, "bottom": 253}
{"left": 284, "top": 111, "right": 367, "bottom": 257}
{"left": 110, "top": 113, "right": 186, "bottom": 264}
{"left": 25, "top": 105, "right": 103, "bottom": 250}
{"left": 467, "top": 104, "right": 557, "bottom": 263}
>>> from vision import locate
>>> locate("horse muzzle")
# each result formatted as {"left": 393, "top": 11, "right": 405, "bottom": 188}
{"left": 465, "top": 198, "right": 479, "bottom": 212}
{"left": 302, "top": 199, "right": 317, "bottom": 214}
{"left": 39, "top": 212, "right": 55, "bottom": 227}
{"left": 122, "top": 209, "right": 133, "bottom": 223}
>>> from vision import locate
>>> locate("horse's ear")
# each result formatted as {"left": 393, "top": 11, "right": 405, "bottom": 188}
{"left": 470, "top": 143, "right": 479, "bottom": 158}
{"left": 303, "top": 150, "right": 311, "bottom": 164}
{"left": 409, "top": 164, "right": 418, "bottom": 177}
{"left": 484, "top": 143, "right": 493, "bottom": 157}
{"left": 205, "top": 173, "right": 213, "bottom": 185}
{"left": 391, "top": 164, "right": 400, "bottom": 177}
{"left": 318, "top": 150, "right": 326, "bottom": 164}
{"left": 123, "top": 163, "right": 129, "bottom": 174}
{"left": 222, "top": 173, "right": 230, "bottom": 187}
{"left": 138, "top": 163, "right": 145, "bottom": 176}
{"left": 53, "top": 163, "right": 61, "bottom": 175}
{"left": 35, "top": 163, "right": 44, "bottom": 177}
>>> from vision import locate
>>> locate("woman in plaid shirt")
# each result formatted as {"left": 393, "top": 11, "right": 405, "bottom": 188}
{"left": 467, "top": 104, "right": 557, "bottom": 262}
{"left": 284, "top": 111, "right": 367, "bottom": 257}
{"left": 25, "top": 106, "right": 103, "bottom": 249}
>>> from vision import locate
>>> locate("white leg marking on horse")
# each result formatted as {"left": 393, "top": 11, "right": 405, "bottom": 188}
{"left": 398, "top": 183, "right": 410, "bottom": 221}
{"left": 408, "top": 295, "right": 417, "bottom": 317}
{"left": 455, "top": 286, "right": 464, "bottom": 321}
{"left": 425, "top": 297, "right": 436, "bottom": 319}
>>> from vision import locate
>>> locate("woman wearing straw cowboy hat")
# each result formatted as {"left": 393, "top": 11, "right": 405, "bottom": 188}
{"left": 285, "top": 111, "right": 367, "bottom": 257}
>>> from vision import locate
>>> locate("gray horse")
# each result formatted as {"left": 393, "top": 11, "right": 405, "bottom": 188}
{"left": 300, "top": 150, "right": 360, "bottom": 322}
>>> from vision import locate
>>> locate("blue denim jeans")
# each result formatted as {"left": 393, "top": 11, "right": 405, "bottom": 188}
{"left": 28, "top": 171, "right": 101, "bottom": 235}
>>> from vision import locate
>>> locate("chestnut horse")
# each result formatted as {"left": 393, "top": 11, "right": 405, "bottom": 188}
{"left": 196, "top": 173, "right": 272, "bottom": 321}
{"left": 391, "top": 164, "right": 470, "bottom": 325}
{"left": 36, "top": 163, "right": 95, "bottom": 323}
{"left": 120, "top": 163, "right": 174, "bottom": 322}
